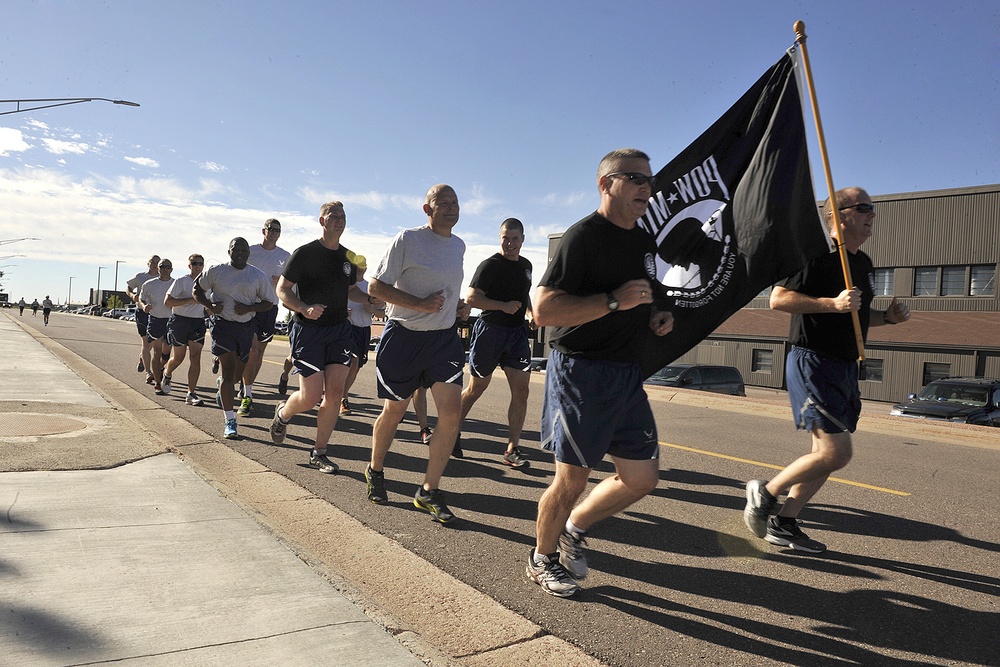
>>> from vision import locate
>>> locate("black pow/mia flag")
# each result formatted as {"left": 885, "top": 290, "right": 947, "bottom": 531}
{"left": 639, "top": 52, "right": 832, "bottom": 377}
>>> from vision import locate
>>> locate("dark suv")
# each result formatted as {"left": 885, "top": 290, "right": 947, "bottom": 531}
{"left": 644, "top": 364, "right": 746, "bottom": 396}
{"left": 890, "top": 377, "right": 1000, "bottom": 427}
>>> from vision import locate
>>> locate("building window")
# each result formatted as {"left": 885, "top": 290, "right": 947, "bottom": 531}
{"left": 751, "top": 349, "right": 773, "bottom": 373}
{"left": 922, "top": 362, "right": 951, "bottom": 386}
{"left": 861, "top": 358, "right": 884, "bottom": 382}
{"left": 873, "top": 269, "right": 894, "bottom": 296}
{"left": 941, "top": 266, "right": 965, "bottom": 296}
{"left": 913, "top": 267, "right": 937, "bottom": 296}
{"left": 971, "top": 265, "right": 996, "bottom": 296}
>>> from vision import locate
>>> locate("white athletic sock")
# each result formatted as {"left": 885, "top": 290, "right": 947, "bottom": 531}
{"left": 225, "top": 410, "right": 236, "bottom": 420}
{"left": 565, "top": 519, "right": 586, "bottom": 538}
{"left": 244, "top": 384, "right": 253, "bottom": 399}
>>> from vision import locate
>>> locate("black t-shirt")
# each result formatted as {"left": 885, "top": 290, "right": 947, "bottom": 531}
{"left": 470, "top": 253, "right": 532, "bottom": 327}
{"left": 282, "top": 240, "right": 357, "bottom": 327}
{"left": 781, "top": 248, "right": 874, "bottom": 362}
{"left": 541, "top": 212, "right": 665, "bottom": 362}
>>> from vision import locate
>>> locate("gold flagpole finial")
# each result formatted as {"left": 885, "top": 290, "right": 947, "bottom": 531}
{"left": 794, "top": 21, "right": 807, "bottom": 44}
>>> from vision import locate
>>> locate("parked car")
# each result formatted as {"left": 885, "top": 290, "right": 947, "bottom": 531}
{"left": 890, "top": 377, "right": 1000, "bottom": 427}
{"left": 528, "top": 357, "right": 548, "bottom": 372}
{"left": 644, "top": 363, "right": 746, "bottom": 396}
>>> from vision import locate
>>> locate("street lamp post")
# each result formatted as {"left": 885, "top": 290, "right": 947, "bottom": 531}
{"left": 114, "top": 260, "right": 125, "bottom": 307}
{"left": 0, "top": 98, "right": 140, "bottom": 116}
{"left": 97, "top": 266, "right": 107, "bottom": 309}
{"left": 68, "top": 277, "right": 77, "bottom": 306}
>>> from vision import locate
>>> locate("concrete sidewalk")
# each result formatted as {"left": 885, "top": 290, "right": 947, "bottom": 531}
{"left": 0, "top": 313, "right": 426, "bottom": 666}
{"left": 1, "top": 311, "right": 599, "bottom": 667}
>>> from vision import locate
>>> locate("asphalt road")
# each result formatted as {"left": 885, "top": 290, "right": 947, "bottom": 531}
{"left": 22, "top": 312, "right": 1000, "bottom": 667}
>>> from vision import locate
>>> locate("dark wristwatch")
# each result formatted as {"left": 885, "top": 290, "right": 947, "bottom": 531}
{"left": 606, "top": 292, "right": 619, "bottom": 312}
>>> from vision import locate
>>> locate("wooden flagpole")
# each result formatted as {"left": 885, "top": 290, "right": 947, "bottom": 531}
{"left": 793, "top": 20, "right": 865, "bottom": 360}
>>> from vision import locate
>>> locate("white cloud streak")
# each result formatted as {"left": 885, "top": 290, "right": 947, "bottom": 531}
{"left": 124, "top": 156, "right": 160, "bottom": 168}
{"left": 41, "top": 138, "right": 90, "bottom": 155}
{"left": 0, "top": 128, "right": 31, "bottom": 156}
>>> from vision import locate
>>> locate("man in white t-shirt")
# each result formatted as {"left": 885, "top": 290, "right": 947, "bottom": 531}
{"left": 138, "top": 258, "right": 175, "bottom": 395}
{"left": 340, "top": 254, "right": 385, "bottom": 415}
{"left": 237, "top": 218, "right": 291, "bottom": 416}
{"left": 194, "top": 238, "right": 273, "bottom": 440}
{"left": 163, "top": 254, "right": 208, "bottom": 405}
{"left": 127, "top": 255, "right": 160, "bottom": 383}
{"left": 366, "top": 184, "right": 471, "bottom": 523}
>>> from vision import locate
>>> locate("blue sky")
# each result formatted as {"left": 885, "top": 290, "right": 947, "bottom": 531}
{"left": 1, "top": 1, "right": 997, "bottom": 308}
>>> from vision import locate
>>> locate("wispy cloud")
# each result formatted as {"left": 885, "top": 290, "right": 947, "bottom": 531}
{"left": 124, "top": 156, "right": 160, "bottom": 168}
{"left": 199, "top": 161, "right": 227, "bottom": 173}
{"left": 0, "top": 128, "right": 31, "bottom": 156}
{"left": 533, "top": 191, "right": 591, "bottom": 209}
{"left": 297, "top": 186, "right": 422, "bottom": 212}
{"left": 41, "top": 137, "right": 90, "bottom": 155}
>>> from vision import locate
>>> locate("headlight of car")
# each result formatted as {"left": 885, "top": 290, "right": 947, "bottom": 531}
{"left": 889, "top": 408, "right": 903, "bottom": 416}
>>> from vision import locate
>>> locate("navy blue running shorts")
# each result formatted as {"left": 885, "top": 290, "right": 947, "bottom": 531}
{"left": 467, "top": 318, "right": 531, "bottom": 378}
{"left": 374, "top": 320, "right": 465, "bottom": 401}
{"left": 251, "top": 305, "right": 279, "bottom": 344}
{"left": 135, "top": 309, "right": 150, "bottom": 337}
{"left": 540, "top": 349, "right": 660, "bottom": 469}
{"left": 349, "top": 325, "right": 371, "bottom": 368}
{"left": 146, "top": 315, "right": 168, "bottom": 341}
{"left": 288, "top": 320, "right": 353, "bottom": 378}
{"left": 786, "top": 346, "right": 861, "bottom": 434}
{"left": 210, "top": 317, "right": 255, "bottom": 363}
{"left": 166, "top": 314, "right": 207, "bottom": 347}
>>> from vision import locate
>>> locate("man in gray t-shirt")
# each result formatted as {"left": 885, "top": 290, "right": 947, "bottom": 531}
{"left": 366, "top": 183, "right": 471, "bottom": 523}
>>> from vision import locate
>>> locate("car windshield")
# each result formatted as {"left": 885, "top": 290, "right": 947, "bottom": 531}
{"left": 651, "top": 366, "right": 687, "bottom": 382}
{"left": 918, "top": 383, "right": 989, "bottom": 407}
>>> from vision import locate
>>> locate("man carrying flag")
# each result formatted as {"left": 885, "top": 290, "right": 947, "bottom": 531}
{"left": 743, "top": 187, "right": 911, "bottom": 553}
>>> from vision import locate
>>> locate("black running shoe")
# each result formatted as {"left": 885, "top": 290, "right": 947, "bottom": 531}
{"left": 211, "top": 357, "right": 220, "bottom": 374}
{"left": 414, "top": 487, "right": 456, "bottom": 523}
{"left": 451, "top": 435, "right": 464, "bottom": 459}
{"left": 278, "top": 374, "right": 288, "bottom": 396}
{"left": 366, "top": 466, "right": 387, "bottom": 505}
{"left": 420, "top": 427, "right": 433, "bottom": 445}
{"left": 526, "top": 550, "right": 580, "bottom": 598}
{"left": 137, "top": 359, "right": 144, "bottom": 373}
{"left": 765, "top": 517, "right": 826, "bottom": 554}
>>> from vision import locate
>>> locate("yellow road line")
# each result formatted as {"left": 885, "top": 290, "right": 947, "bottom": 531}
{"left": 661, "top": 441, "right": 912, "bottom": 497}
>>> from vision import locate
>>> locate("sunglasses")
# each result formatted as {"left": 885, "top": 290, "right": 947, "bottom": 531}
{"left": 607, "top": 172, "right": 657, "bottom": 188}
{"left": 839, "top": 203, "right": 876, "bottom": 214}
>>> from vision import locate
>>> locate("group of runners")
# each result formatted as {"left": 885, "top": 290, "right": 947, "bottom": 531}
{"left": 117, "top": 147, "right": 911, "bottom": 598}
